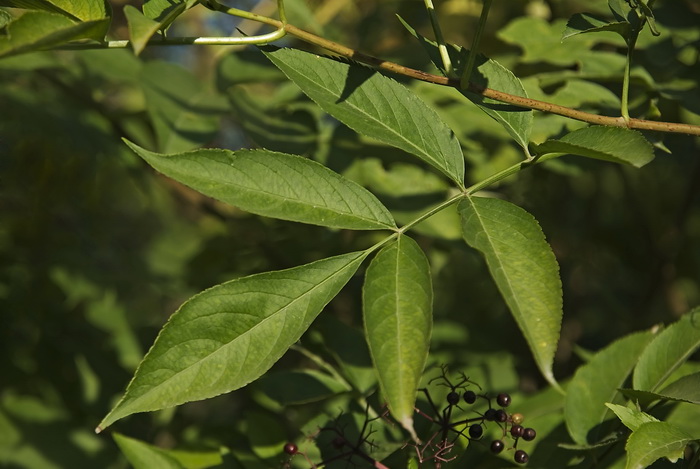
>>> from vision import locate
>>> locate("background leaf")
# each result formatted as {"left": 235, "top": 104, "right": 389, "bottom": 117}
{"left": 534, "top": 126, "right": 655, "bottom": 167}
{"left": 625, "top": 422, "right": 694, "bottom": 469}
{"left": 458, "top": 196, "right": 562, "bottom": 387}
{"left": 363, "top": 235, "right": 432, "bottom": 439}
{"left": 113, "top": 433, "right": 184, "bottom": 469}
{"left": 565, "top": 331, "right": 654, "bottom": 445}
{"left": 563, "top": 13, "right": 631, "bottom": 41}
{"left": 97, "top": 251, "right": 367, "bottom": 431}
{"left": 126, "top": 141, "right": 396, "bottom": 230}
{"left": 633, "top": 309, "right": 700, "bottom": 392}
{"left": 263, "top": 47, "right": 465, "bottom": 187}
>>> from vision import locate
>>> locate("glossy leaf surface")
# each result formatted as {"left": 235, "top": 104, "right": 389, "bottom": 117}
{"left": 565, "top": 331, "right": 654, "bottom": 445}
{"left": 363, "top": 235, "right": 432, "bottom": 439}
{"left": 263, "top": 47, "right": 465, "bottom": 187}
{"left": 459, "top": 197, "right": 562, "bottom": 387}
{"left": 97, "top": 251, "right": 367, "bottom": 431}
{"left": 534, "top": 126, "right": 654, "bottom": 168}
{"left": 126, "top": 141, "right": 396, "bottom": 230}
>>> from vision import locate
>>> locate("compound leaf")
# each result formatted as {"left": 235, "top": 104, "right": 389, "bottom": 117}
{"left": 363, "top": 235, "right": 432, "bottom": 440}
{"left": 534, "top": 126, "right": 654, "bottom": 168}
{"left": 97, "top": 251, "right": 367, "bottom": 432}
{"left": 625, "top": 422, "right": 694, "bottom": 469}
{"left": 263, "top": 47, "right": 465, "bottom": 187}
{"left": 565, "top": 331, "right": 655, "bottom": 445}
{"left": 633, "top": 309, "right": 700, "bottom": 392}
{"left": 458, "top": 197, "right": 562, "bottom": 387}
{"left": 126, "top": 141, "right": 396, "bottom": 231}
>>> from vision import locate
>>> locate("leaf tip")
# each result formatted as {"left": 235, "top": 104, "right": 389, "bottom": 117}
{"left": 95, "top": 425, "right": 104, "bottom": 434}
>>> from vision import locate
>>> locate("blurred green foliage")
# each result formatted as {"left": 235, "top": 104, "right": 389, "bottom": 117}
{"left": 1, "top": 0, "right": 699, "bottom": 467}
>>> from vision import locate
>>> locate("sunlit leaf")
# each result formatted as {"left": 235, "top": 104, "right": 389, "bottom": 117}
{"left": 534, "top": 126, "right": 655, "bottom": 168}
{"left": 633, "top": 309, "right": 700, "bottom": 392}
{"left": 126, "top": 140, "right": 396, "bottom": 230}
{"left": 96, "top": 251, "right": 367, "bottom": 431}
{"left": 263, "top": 47, "right": 465, "bottom": 187}
{"left": 124, "top": 5, "right": 160, "bottom": 56}
{"left": 565, "top": 330, "right": 654, "bottom": 445}
{"left": 399, "top": 17, "right": 533, "bottom": 150}
{"left": 458, "top": 196, "right": 562, "bottom": 387}
{"left": 625, "top": 422, "right": 694, "bottom": 469}
{"left": 563, "top": 13, "right": 631, "bottom": 41}
{"left": 0, "top": 0, "right": 108, "bottom": 21}
{"left": 605, "top": 403, "right": 659, "bottom": 431}
{"left": 363, "top": 235, "right": 432, "bottom": 440}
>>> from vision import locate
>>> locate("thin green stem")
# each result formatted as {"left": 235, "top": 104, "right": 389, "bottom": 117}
{"left": 423, "top": 0, "right": 454, "bottom": 77}
{"left": 465, "top": 160, "right": 527, "bottom": 195}
{"left": 276, "top": 0, "right": 287, "bottom": 24}
{"left": 460, "top": 0, "right": 492, "bottom": 90}
{"left": 398, "top": 192, "right": 465, "bottom": 234}
{"left": 620, "top": 36, "right": 635, "bottom": 121}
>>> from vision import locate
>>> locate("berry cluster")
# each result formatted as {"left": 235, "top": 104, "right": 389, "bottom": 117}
{"left": 414, "top": 367, "right": 537, "bottom": 465}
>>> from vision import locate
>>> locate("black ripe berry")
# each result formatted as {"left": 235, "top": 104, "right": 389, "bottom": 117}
{"left": 484, "top": 408, "right": 498, "bottom": 421}
{"left": 447, "top": 391, "right": 460, "bottom": 405}
{"left": 496, "top": 393, "right": 512, "bottom": 407}
{"left": 469, "top": 424, "right": 483, "bottom": 439}
{"left": 490, "top": 440, "right": 505, "bottom": 454}
{"left": 463, "top": 390, "right": 477, "bottom": 404}
{"left": 496, "top": 409, "right": 508, "bottom": 423}
{"left": 522, "top": 428, "right": 537, "bottom": 441}
{"left": 514, "top": 449, "right": 529, "bottom": 464}
{"left": 510, "top": 424, "right": 524, "bottom": 438}
{"left": 283, "top": 443, "right": 298, "bottom": 455}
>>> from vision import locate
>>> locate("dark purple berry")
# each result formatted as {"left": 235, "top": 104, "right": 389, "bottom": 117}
{"left": 468, "top": 424, "right": 483, "bottom": 439}
{"left": 514, "top": 450, "right": 529, "bottom": 464}
{"left": 496, "top": 409, "right": 508, "bottom": 423}
{"left": 496, "top": 393, "right": 512, "bottom": 407}
{"left": 490, "top": 440, "right": 505, "bottom": 454}
{"left": 283, "top": 443, "right": 298, "bottom": 455}
{"left": 522, "top": 428, "right": 537, "bottom": 441}
{"left": 447, "top": 391, "right": 460, "bottom": 405}
{"left": 510, "top": 424, "right": 524, "bottom": 438}
{"left": 484, "top": 408, "right": 498, "bottom": 421}
{"left": 463, "top": 390, "right": 477, "bottom": 404}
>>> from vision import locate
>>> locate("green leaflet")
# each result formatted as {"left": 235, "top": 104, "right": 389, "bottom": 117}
{"left": 562, "top": 13, "right": 631, "bottom": 41}
{"left": 0, "top": 0, "right": 108, "bottom": 22}
{"left": 0, "top": 10, "right": 108, "bottom": 58}
{"left": 263, "top": 47, "right": 465, "bottom": 188}
{"left": 534, "top": 126, "right": 655, "bottom": 168}
{"left": 126, "top": 141, "right": 396, "bottom": 231}
{"left": 97, "top": 251, "right": 367, "bottom": 431}
{"left": 123, "top": 6, "right": 160, "bottom": 56}
{"left": 633, "top": 309, "right": 700, "bottom": 392}
{"left": 363, "top": 235, "right": 432, "bottom": 440}
{"left": 605, "top": 403, "right": 659, "bottom": 432}
{"left": 458, "top": 197, "right": 562, "bottom": 388}
{"left": 113, "top": 433, "right": 184, "bottom": 469}
{"left": 625, "top": 422, "right": 694, "bottom": 469}
{"left": 398, "top": 17, "right": 533, "bottom": 151}
{"left": 564, "top": 330, "right": 654, "bottom": 446}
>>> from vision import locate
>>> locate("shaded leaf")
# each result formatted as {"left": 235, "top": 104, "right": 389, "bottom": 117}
{"left": 605, "top": 403, "right": 659, "bottom": 431}
{"left": 0, "top": 0, "right": 108, "bottom": 21}
{"left": 124, "top": 5, "right": 160, "bottom": 56}
{"left": 363, "top": 235, "right": 432, "bottom": 439}
{"left": 633, "top": 309, "right": 700, "bottom": 392}
{"left": 563, "top": 13, "right": 631, "bottom": 41}
{"left": 0, "top": 11, "right": 108, "bottom": 58}
{"left": 458, "top": 197, "right": 562, "bottom": 387}
{"left": 217, "top": 49, "right": 286, "bottom": 87}
{"left": 96, "top": 251, "right": 367, "bottom": 431}
{"left": 247, "top": 411, "right": 286, "bottom": 460}
{"left": 113, "top": 433, "right": 184, "bottom": 469}
{"left": 625, "top": 422, "right": 694, "bottom": 469}
{"left": 263, "top": 47, "right": 465, "bottom": 187}
{"left": 534, "top": 126, "right": 655, "bottom": 168}
{"left": 126, "top": 141, "right": 396, "bottom": 230}
{"left": 620, "top": 372, "right": 700, "bottom": 405}
{"left": 565, "top": 330, "right": 654, "bottom": 445}
{"left": 399, "top": 16, "right": 532, "bottom": 150}
{"left": 252, "top": 369, "right": 350, "bottom": 406}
